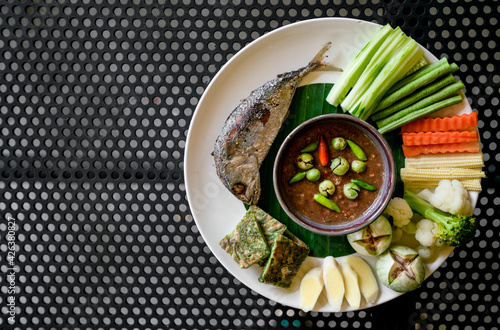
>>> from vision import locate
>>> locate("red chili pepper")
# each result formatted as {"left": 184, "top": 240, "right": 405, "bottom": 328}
{"left": 318, "top": 135, "right": 329, "bottom": 166}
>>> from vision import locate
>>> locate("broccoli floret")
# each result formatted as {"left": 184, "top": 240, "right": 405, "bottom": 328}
{"left": 403, "top": 190, "right": 477, "bottom": 247}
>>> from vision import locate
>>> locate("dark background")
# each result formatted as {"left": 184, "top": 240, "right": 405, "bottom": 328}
{"left": 0, "top": 0, "right": 498, "bottom": 329}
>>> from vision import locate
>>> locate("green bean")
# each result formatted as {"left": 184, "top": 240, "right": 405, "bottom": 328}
{"left": 351, "top": 179, "right": 377, "bottom": 191}
{"left": 300, "top": 141, "right": 319, "bottom": 153}
{"left": 288, "top": 172, "right": 306, "bottom": 185}
{"left": 313, "top": 194, "right": 341, "bottom": 213}
{"left": 377, "top": 94, "right": 463, "bottom": 135}
{"left": 347, "top": 140, "right": 367, "bottom": 161}
{"left": 371, "top": 74, "right": 457, "bottom": 121}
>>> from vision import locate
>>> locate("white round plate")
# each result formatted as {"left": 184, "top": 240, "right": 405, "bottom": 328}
{"left": 184, "top": 17, "right": 476, "bottom": 312}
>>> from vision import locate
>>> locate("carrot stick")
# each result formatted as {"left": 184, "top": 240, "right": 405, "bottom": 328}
{"left": 402, "top": 141, "right": 481, "bottom": 157}
{"left": 401, "top": 112, "right": 478, "bottom": 133}
{"left": 318, "top": 135, "right": 329, "bottom": 166}
{"left": 402, "top": 130, "right": 478, "bottom": 146}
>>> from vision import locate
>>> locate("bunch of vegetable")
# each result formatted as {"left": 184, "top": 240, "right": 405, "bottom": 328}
{"left": 326, "top": 24, "right": 425, "bottom": 120}
{"left": 371, "top": 58, "right": 466, "bottom": 134}
{"left": 401, "top": 112, "right": 481, "bottom": 157}
{"left": 403, "top": 189, "right": 477, "bottom": 247}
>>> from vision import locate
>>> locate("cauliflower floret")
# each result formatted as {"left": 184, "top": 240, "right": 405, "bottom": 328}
{"left": 416, "top": 244, "right": 437, "bottom": 261}
{"left": 384, "top": 197, "right": 413, "bottom": 227}
{"left": 417, "top": 179, "right": 472, "bottom": 215}
{"left": 415, "top": 219, "right": 437, "bottom": 247}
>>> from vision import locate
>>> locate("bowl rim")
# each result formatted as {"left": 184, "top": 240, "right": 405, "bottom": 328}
{"left": 273, "top": 113, "right": 396, "bottom": 236}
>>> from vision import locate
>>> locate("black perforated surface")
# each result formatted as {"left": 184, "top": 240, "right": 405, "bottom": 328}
{"left": 0, "top": 1, "right": 498, "bottom": 329}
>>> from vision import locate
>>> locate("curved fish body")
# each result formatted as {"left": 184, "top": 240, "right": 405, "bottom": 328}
{"left": 213, "top": 43, "right": 332, "bottom": 205}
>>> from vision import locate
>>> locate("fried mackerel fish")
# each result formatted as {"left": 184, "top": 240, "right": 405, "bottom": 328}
{"left": 220, "top": 206, "right": 310, "bottom": 288}
{"left": 213, "top": 43, "right": 332, "bottom": 205}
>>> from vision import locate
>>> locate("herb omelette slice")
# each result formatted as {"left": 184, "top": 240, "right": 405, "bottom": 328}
{"left": 245, "top": 205, "right": 287, "bottom": 247}
{"left": 219, "top": 216, "right": 270, "bottom": 269}
{"left": 259, "top": 233, "right": 310, "bottom": 288}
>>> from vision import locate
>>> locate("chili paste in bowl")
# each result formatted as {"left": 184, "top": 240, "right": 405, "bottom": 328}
{"left": 273, "top": 114, "right": 396, "bottom": 236}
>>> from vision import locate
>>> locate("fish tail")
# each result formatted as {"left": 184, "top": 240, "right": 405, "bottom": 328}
{"left": 308, "top": 42, "right": 332, "bottom": 68}
{"left": 307, "top": 42, "right": 342, "bottom": 72}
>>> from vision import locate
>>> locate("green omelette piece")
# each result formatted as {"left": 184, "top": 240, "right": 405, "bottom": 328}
{"left": 219, "top": 216, "right": 270, "bottom": 269}
{"left": 258, "top": 233, "right": 310, "bottom": 288}
{"left": 245, "top": 205, "right": 287, "bottom": 247}
{"left": 283, "top": 229, "right": 307, "bottom": 248}
{"left": 257, "top": 229, "right": 309, "bottom": 267}
{"left": 244, "top": 205, "right": 288, "bottom": 267}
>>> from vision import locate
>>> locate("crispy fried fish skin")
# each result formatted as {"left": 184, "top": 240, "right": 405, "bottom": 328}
{"left": 213, "top": 43, "right": 332, "bottom": 205}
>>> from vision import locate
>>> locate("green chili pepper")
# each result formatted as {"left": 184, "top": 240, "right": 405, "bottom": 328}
{"left": 288, "top": 172, "right": 306, "bottom": 184}
{"left": 351, "top": 179, "right": 377, "bottom": 191}
{"left": 347, "top": 139, "right": 367, "bottom": 161}
{"left": 313, "top": 194, "right": 341, "bottom": 213}
{"left": 300, "top": 141, "right": 319, "bottom": 153}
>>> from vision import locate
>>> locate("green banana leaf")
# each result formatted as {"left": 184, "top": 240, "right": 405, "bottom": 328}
{"left": 256, "top": 83, "right": 405, "bottom": 258}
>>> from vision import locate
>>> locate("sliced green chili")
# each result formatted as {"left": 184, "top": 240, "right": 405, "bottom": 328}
{"left": 300, "top": 141, "right": 319, "bottom": 153}
{"left": 351, "top": 179, "right": 377, "bottom": 191}
{"left": 313, "top": 194, "right": 341, "bottom": 213}
{"left": 288, "top": 172, "right": 306, "bottom": 185}
{"left": 347, "top": 139, "right": 367, "bottom": 161}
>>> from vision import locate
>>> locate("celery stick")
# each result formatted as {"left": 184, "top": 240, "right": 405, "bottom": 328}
{"left": 325, "top": 24, "right": 393, "bottom": 107}
{"left": 353, "top": 38, "right": 424, "bottom": 120}
{"left": 376, "top": 80, "right": 465, "bottom": 127}
{"left": 377, "top": 94, "right": 463, "bottom": 135}
{"left": 370, "top": 74, "right": 457, "bottom": 121}
{"left": 375, "top": 59, "right": 458, "bottom": 111}
{"left": 340, "top": 28, "right": 407, "bottom": 112}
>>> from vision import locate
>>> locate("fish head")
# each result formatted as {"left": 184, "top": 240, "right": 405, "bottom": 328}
{"left": 217, "top": 154, "right": 261, "bottom": 205}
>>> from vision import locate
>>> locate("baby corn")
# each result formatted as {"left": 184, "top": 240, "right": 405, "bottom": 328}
{"left": 400, "top": 167, "right": 486, "bottom": 180}
{"left": 404, "top": 152, "right": 484, "bottom": 169}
